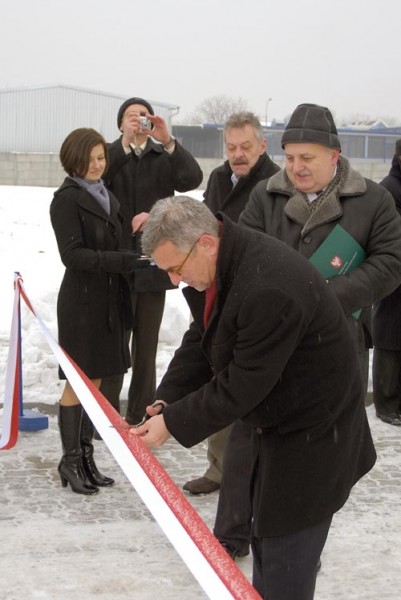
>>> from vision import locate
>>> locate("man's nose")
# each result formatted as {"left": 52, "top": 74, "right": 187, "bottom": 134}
{"left": 292, "top": 158, "right": 305, "bottom": 172}
{"left": 233, "top": 147, "right": 245, "bottom": 158}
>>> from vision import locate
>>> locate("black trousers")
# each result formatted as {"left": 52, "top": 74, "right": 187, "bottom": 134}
{"left": 252, "top": 517, "right": 332, "bottom": 600}
{"left": 213, "top": 419, "right": 253, "bottom": 552}
{"left": 100, "top": 290, "right": 165, "bottom": 425}
{"left": 373, "top": 348, "right": 401, "bottom": 415}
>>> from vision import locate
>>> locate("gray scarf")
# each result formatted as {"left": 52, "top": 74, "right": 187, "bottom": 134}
{"left": 72, "top": 176, "right": 110, "bottom": 215}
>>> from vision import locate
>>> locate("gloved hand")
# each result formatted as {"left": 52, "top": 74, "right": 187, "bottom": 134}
{"left": 119, "top": 250, "right": 151, "bottom": 272}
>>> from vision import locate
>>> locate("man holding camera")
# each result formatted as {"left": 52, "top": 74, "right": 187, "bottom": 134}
{"left": 100, "top": 97, "right": 203, "bottom": 425}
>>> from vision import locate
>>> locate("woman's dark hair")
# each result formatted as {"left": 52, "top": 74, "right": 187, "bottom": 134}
{"left": 60, "top": 128, "right": 109, "bottom": 177}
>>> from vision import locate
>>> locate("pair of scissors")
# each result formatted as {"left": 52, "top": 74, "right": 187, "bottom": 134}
{"left": 110, "top": 401, "right": 165, "bottom": 429}
{"left": 133, "top": 401, "right": 165, "bottom": 428}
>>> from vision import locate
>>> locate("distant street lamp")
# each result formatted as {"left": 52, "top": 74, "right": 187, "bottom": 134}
{"left": 265, "top": 98, "right": 272, "bottom": 125}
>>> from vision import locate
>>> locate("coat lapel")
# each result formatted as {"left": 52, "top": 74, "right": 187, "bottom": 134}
{"left": 284, "top": 191, "right": 344, "bottom": 235}
{"left": 270, "top": 158, "right": 367, "bottom": 236}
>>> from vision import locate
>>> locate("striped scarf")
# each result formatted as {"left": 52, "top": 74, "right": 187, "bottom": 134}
{"left": 304, "top": 155, "right": 349, "bottom": 214}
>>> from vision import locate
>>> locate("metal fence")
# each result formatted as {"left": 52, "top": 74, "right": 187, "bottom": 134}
{"left": 172, "top": 124, "right": 401, "bottom": 162}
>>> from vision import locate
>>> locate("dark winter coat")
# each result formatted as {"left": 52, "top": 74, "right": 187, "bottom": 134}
{"left": 239, "top": 160, "right": 401, "bottom": 354}
{"left": 157, "top": 215, "right": 376, "bottom": 537}
{"left": 50, "top": 178, "right": 137, "bottom": 379}
{"left": 373, "top": 155, "right": 401, "bottom": 350}
{"left": 104, "top": 137, "right": 203, "bottom": 292}
{"left": 203, "top": 153, "right": 280, "bottom": 221}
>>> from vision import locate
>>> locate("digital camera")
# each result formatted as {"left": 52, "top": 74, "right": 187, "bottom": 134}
{"left": 139, "top": 115, "right": 151, "bottom": 130}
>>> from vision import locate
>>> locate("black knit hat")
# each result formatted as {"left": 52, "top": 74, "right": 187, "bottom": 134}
{"left": 395, "top": 139, "right": 401, "bottom": 156}
{"left": 281, "top": 103, "right": 341, "bottom": 150}
{"left": 117, "top": 97, "right": 155, "bottom": 129}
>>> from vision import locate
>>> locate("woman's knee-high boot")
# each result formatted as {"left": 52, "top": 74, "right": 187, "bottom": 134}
{"left": 58, "top": 404, "right": 99, "bottom": 495}
{"left": 81, "top": 411, "right": 115, "bottom": 487}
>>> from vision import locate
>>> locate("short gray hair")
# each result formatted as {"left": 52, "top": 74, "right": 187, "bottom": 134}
{"left": 142, "top": 196, "right": 220, "bottom": 256}
{"left": 224, "top": 112, "right": 264, "bottom": 143}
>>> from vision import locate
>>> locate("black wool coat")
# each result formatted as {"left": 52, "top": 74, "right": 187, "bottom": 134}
{"left": 203, "top": 153, "right": 280, "bottom": 222}
{"left": 373, "top": 155, "right": 401, "bottom": 350}
{"left": 157, "top": 215, "right": 376, "bottom": 537}
{"left": 104, "top": 137, "right": 203, "bottom": 292}
{"left": 50, "top": 178, "right": 133, "bottom": 379}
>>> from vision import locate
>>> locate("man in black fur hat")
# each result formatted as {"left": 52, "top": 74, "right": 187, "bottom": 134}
{"left": 99, "top": 98, "right": 203, "bottom": 426}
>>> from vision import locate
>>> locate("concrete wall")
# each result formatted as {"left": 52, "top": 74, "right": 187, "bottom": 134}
{"left": 0, "top": 153, "right": 392, "bottom": 189}
{"left": 0, "top": 152, "right": 64, "bottom": 188}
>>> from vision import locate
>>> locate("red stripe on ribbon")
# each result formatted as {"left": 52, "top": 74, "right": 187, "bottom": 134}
{"left": 3, "top": 275, "right": 261, "bottom": 599}
{"left": 0, "top": 274, "right": 23, "bottom": 450}
{"left": 59, "top": 331, "right": 260, "bottom": 600}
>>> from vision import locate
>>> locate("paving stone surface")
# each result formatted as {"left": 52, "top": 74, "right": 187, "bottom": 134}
{"left": 1, "top": 404, "right": 401, "bottom": 600}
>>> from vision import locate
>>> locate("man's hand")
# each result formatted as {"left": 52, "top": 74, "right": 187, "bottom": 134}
{"left": 120, "top": 117, "right": 139, "bottom": 146}
{"left": 130, "top": 414, "right": 170, "bottom": 447}
{"left": 145, "top": 115, "right": 171, "bottom": 146}
{"left": 131, "top": 212, "right": 150, "bottom": 234}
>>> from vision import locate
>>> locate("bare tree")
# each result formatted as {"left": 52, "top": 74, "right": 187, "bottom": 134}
{"left": 339, "top": 113, "right": 401, "bottom": 127}
{"left": 187, "top": 94, "right": 249, "bottom": 124}
{"left": 382, "top": 116, "right": 401, "bottom": 127}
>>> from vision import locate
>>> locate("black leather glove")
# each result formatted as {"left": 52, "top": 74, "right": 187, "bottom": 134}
{"left": 119, "top": 250, "right": 151, "bottom": 272}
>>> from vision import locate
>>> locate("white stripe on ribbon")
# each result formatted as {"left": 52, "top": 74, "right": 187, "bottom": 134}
{"left": 14, "top": 276, "right": 261, "bottom": 600}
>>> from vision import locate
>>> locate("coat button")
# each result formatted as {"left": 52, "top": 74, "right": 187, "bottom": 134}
{"left": 255, "top": 427, "right": 263, "bottom": 435}
{"left": 303, "top": 236, "right": 312, "bottom": 244}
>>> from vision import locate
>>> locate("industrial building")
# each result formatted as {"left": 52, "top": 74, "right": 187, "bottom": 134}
{"left": 0, "top": 85, "right": 179, "bottom": 186}
{"left": 0, "top": 85, "right": 399, "bottom": 187}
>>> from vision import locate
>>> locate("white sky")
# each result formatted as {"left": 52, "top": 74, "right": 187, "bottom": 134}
{"left": 0, "top": 0, "right": 400, "bottom": 123}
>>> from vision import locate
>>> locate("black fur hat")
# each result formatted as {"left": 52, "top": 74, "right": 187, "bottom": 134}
{"left": 281, "top": 103, "right": 341, "bottom": 150}
{"left": 117, "top": 97, "right": 154, "bottom": 130}
{"left": 395, "top": 139, "right": 401, "bottom": 156}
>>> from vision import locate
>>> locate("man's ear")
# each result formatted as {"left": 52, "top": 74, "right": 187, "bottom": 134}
{"left": 331, "top": 149, "right": 340, "bottom": 165}
{"left": 198, "top": 234, "right": 219, "bottom": 256}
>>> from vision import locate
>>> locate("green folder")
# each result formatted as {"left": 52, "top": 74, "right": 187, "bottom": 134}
{"left": 309, "top": 224, "right": 366, "bottom": 319}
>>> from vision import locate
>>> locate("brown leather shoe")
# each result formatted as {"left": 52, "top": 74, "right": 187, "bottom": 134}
{"left": 183, "top": 476, "right": 220, "bottom": 495}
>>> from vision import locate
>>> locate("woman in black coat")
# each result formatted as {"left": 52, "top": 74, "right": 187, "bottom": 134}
{"left": 50, "top": 128, "right": 146, "bottom": 494}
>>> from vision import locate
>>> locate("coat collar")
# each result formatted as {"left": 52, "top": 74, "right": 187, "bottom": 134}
{"left": 222, "top": 153, "right": 278, "bottom": 184}
{"left": 58, "top": 177, "right": 120, "bottom": 222}
{"left": 265, "top": 157, "right": 367, "bottom": 233}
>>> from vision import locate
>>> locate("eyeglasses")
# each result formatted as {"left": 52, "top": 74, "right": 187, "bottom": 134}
{"left": 167, "top": 238, "right": 200, "bottom": 276}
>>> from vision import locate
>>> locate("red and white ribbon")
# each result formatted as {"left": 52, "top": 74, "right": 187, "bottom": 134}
{"left": 0, "top": 273, "right": 22, "bottom": 450}
{"left": 1, "top": 274, "right": 261, "bottom": 600}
